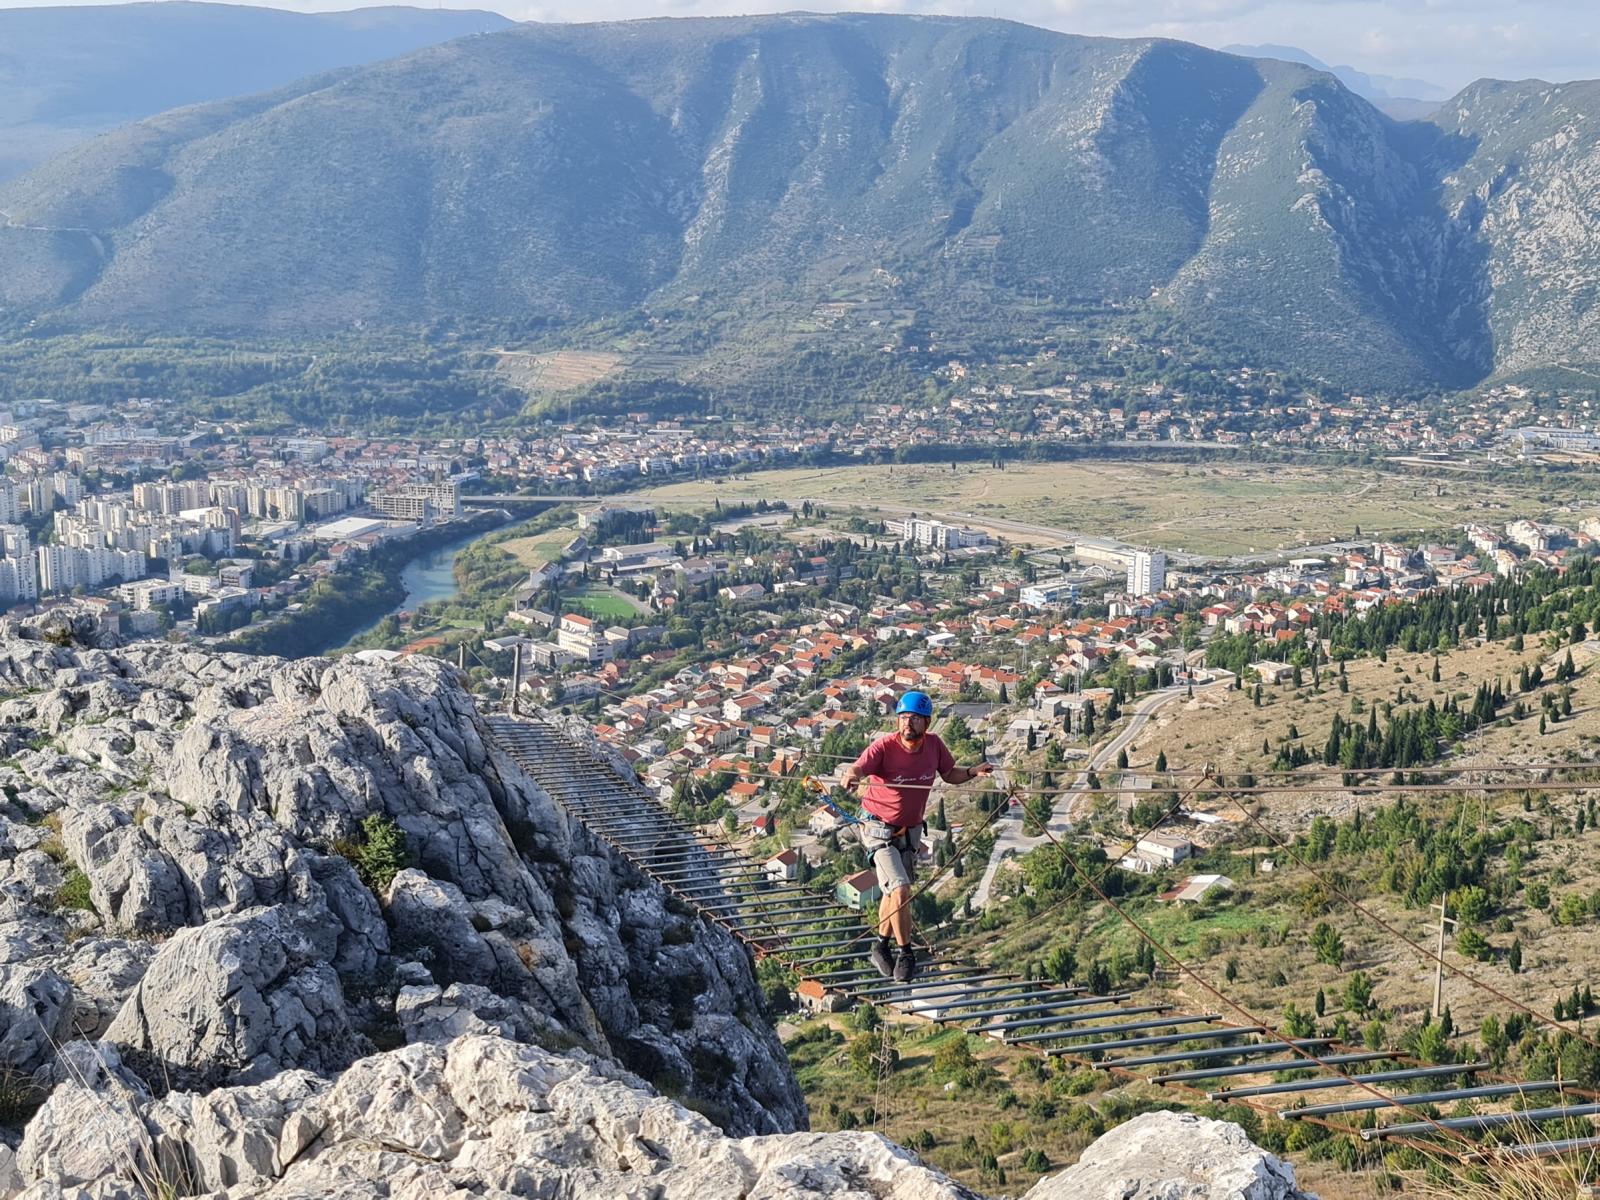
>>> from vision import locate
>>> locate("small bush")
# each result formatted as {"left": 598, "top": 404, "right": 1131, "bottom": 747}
{"left": 339, "top": 814, "right": 411, "bottom": 894}
{"left": 0, "top": 1068, "right": 43, "bottom": 1126}
{"left": 54, "top": 868, "right": 94, "bottom": 913}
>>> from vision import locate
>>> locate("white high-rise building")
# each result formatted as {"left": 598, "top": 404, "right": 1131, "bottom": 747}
{"left": 1127, "top": 549, "right": 1166, "bottom": 597}
{"left": 37, "top": 544, "right": 74, "bottom": 593}
{"left": 0, "top": 524, "right": 36, "bottom": 603}
{"left": 51, "top": 471, "right": 82, "bottom": 508}
{"left": 0, "top": 480, "right": 20, "bottom": 525}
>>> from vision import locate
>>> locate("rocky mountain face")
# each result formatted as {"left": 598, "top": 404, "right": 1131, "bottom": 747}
{"left": 0, "top": 622, "right": 801, "bottom": 1146}
{"left": 0, "top": 3, "right": 512, "bottom": 183}
{"left": 0, "top": 13, "right": 1597, "bottom": 390}
{"left": 0, "top": 618, "right": 1319, "bottom": 1197}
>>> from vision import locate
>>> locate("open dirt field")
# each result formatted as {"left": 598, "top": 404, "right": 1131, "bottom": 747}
{"left": 496, "top": 349, "right": 623, "bottom": 393}
{"left": 619, "top": 461, "right": 1581, "bottom": 557}
{"left": 500, "top": 524, "right": 579, "bottom": 570}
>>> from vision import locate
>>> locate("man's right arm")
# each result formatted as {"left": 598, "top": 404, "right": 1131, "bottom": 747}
{"left": 840, "top": 739, "right": 880, "bottom": 790}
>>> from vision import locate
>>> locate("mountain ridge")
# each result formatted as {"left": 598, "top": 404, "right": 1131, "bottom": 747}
{"left": 2, "top": 12, "right": 1599, "bottom": 393}
{"left": 0, "top": 1, "right": 514, "bottom": 182}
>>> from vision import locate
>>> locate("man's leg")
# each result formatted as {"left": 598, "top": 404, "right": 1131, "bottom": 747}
{"left": 881, "top": 881, "right": 913, "bottom": 945}
{"left": 862, "top": 822, "right": 910, "bottom": 978}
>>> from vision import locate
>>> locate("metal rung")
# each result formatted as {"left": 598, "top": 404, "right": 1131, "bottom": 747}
{"left": 633, "top": 847, "right": 743, "bottom": 862}
{"left": 847, "top": 969, "right": 1004, "bottom": 995}
{"left": 1210, "top": 1062, "right": 1488, "bottom": 1101}
{"left": 970, "top": 1004, "right": 1169, "bottom": 1036}
{"left": 1154, "top": 1052, "right": 1392, "bottom": 1085}
{"left": 703, "top": 908, "right": 831, "bottom": 926}
{"left": 937, "top": 992, "right": 1131, "bottom": 1023}
{"left": 745, "top": 921, "right": 870, "bottom": 940}
{"left": 1103, "top": 1038, "right": 1335, "bottom": 1070}
{"left": 1463, "top": 1135, "right": 1600, "bottom": 1162}
{"left": 1008, "top": 1014, "right": 1221, "bottom": 1047}
{"left": 785, "top": 950, "right": 875, "bottom": 968}
{"left": 1283, "top": 1081, "right": 1570, "bottom": 1119}
{"left": 774, "top": 934, "right": 873, "bottom": 954}
{"left": 882, "top": 979, "right": 1065, "bottom": 1008}
{"left": 1365, "top": 1103, "right": 1600, "bottom": 1141}
{"left": 1046, "top": 1026, "right": 1266, "bottom": 1057}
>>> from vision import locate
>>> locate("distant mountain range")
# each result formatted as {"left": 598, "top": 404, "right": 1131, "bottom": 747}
{"left": 0, "top": 2, "right": 512, "bottom": 181}
{"left": 1221, "top": 43, "right": 1449, "bottom": 119}
{"left": 2, "top": 12, "right": 1599, "bottom": 393}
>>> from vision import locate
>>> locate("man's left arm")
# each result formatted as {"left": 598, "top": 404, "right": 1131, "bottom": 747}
{"left": 938, "top": 739, "right": 993, "bottom": 785}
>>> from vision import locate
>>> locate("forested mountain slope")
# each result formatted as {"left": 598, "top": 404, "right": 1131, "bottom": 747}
{"left": 2, "top": 13, "right": 1597, "bottom": 392}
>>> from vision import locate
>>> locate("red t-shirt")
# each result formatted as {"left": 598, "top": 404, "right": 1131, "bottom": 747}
{"left": 852, "top": 732, "right": 955, "bottom": 828}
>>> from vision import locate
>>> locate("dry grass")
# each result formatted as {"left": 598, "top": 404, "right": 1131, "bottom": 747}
{"left": 1107, "top": 634, "right": 1600, "bottom": 1038}
{"left": 500, "top": 525, "right": 579, "bottom": 570}
{"left": 496, "top": 350, "right": 623, "bottom": 393}
{"left": 616, "top": 461, "right": 1570, "bottom": 556}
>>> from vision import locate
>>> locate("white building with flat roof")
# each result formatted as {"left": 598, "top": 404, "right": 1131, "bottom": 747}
{"left": 1020, "top": 578, "right": 1080, "bottom": 610}
{"left": 1127, "top": 549, "right": 1166, "bottom": 597}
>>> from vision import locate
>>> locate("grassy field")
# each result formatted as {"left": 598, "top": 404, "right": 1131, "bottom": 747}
{"left": 616, "top": 461, "right": 1585, "bottom": 557}
{"left": 564, "top": 585, "right": 647, "bottom": 620}
{"left": 500, "top": 525, "right": 579, "bottom": 570}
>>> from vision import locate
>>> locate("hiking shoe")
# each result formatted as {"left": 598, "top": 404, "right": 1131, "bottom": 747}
{"left": 868, "top": 938, "right": 895, "bottom": 979}
{"left": 894, "top": 946, "right": 917, "bottom": 983}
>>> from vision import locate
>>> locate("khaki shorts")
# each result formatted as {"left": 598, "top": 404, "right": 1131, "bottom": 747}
{"left": 859, "top": 818, "right": 923, "bottom": 894}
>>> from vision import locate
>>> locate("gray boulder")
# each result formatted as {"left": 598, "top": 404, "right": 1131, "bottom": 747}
{"left": 58, "top": 807, "right": 190, "bottom": 932}
{"left": 0, "top": 965, "right": 72, "bottom": 1073}
{"left": 384, "top": 870, "right": 502, "bottom": 989}
{"left": 394, "top": 982, "right": 545, "bottom": 1045}
{"left": 13, "top": 1034, "right": 979, "bottom": 1199}
{"left": 1021, "top": 1111, "right": 1316, "bottom": 1200}
{"left": 57, "top": 937, "right": 156, "bottom": 1040}
{"left": 15, "top": 1042, "right": 152, "bottom": 1192}
{"left": 103, "top": 906, "right": 364, "bottom": 1090}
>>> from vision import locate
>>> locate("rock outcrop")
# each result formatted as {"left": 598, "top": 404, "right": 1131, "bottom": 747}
{"left": 9, "top": 1033, "right": 1314, "bottom": 1200}
{"left": 1026, "top": 1111, "right": 1315, "bottom": 1199}
{"left": 0, "top": 636, "right": 801, "bottom": 1138}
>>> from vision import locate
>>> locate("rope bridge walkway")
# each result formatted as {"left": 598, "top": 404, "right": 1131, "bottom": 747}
{"left": 487, "top": 713, "right": 1600, "bottom": 1167}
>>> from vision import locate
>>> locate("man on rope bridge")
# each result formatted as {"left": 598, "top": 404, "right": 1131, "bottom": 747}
{"left": 837, "top": 690, "right": 992, "bottom": 983}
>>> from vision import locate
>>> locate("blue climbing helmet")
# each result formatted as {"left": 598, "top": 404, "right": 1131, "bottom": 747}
{"left": 896, "top": 690, "right": 934, "bottom": 718}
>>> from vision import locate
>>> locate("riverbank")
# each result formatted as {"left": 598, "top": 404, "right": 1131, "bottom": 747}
{"left": 222, "top": 509, "right": 515, "bottom": 659}
{"left": 338, "top": 504, "right": 576, "bottom": 656}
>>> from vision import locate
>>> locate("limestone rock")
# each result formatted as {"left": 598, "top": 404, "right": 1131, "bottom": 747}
{"left": 59, "top": 806, "right": 190, "bottom": 932}
{"left": 14, "top": 1035, "right": 978, "bottom": 1200}
{"left": 1021, "top": 1111, "right": 1316, "bottom": 1200}
{"left": 15, "top": 1042, "right": 152, "bottom": 1191}
{"left": 0, "top": 640, "right": 800, "bottom": 1135}
{"left": 58, "top": 937, "right": 157, "bottom": 1040}
{"left": 103, "top": 905, "right": 363, "bottom": 1089}
{"left": 0, "top": 965, "right": 72, "bottom": 1073}
{"left": 395, "top": 982, "right": 545, "bottom": 1045}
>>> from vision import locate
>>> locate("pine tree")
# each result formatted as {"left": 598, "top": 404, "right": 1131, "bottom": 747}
{"left": 1509, "top": 939, "right": 1523, "bottom": 974}
{"left": 1155, "top": 749, "right": 1168, "bottom": 773}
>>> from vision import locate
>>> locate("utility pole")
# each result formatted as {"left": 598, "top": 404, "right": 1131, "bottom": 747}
{"left": 1431, "top": 896, "right": 1457, "bottom": 1021}
{"left": 458, "top": 643, "right": 466, "bottom": 672}
{"left": 509, "top": 643, "right": 522, "bottom": 718}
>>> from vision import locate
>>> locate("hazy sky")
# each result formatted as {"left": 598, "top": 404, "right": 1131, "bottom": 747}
{"left": 8, "top": 0, "right": 1594, "bottom": 94}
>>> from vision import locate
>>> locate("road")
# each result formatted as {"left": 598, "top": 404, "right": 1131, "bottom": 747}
{"left": 970, "top": 681, "right": 1221, "bottom": 909}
